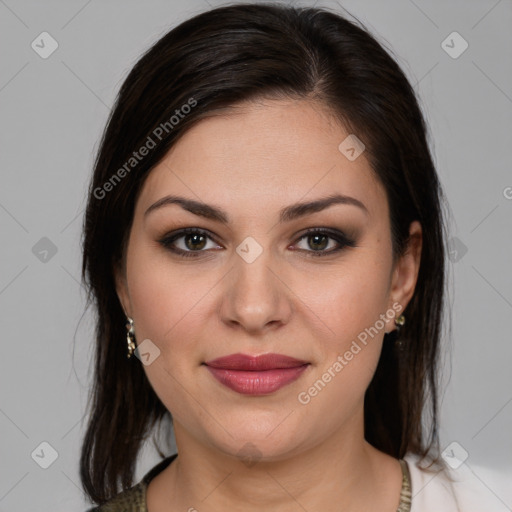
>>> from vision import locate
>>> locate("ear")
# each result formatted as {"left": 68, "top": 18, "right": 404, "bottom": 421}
{"left": 387, "top": 220, "right": 422, "bottom": 327}
{"left": 114, "top": 259, "right": 132, "bottom": 319}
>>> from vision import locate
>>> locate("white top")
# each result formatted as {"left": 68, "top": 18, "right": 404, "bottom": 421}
{"left": 404, "top": 452, "right": 512, "bottom": 512}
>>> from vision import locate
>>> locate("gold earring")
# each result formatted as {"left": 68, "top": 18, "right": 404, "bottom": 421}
{"left": 394, "top": 314, "right": 405, "bottom": 349}
{"left": 395, "top": 314, "right": 405, "bottom": 328}
{"left": 126, "top": 317, "right": 136, "bottom": 358}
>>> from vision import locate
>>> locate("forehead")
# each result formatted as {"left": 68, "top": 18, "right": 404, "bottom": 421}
{"left": 136, "top": 99, "right": 386, "bottom": 220}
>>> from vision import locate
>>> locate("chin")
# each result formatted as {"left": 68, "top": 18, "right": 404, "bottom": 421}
{"left": 205, "top": 420, "right": 310, "bottom": 464}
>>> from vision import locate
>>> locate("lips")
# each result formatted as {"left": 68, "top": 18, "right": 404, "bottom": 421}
{"left": 204, "top": 352, "right": 309, "bottom": 370}
{"left": 203, "top": 353, "right": 310, "bottom": 395}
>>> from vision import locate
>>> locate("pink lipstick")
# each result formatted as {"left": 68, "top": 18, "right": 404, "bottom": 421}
{"left": 204, "top": 353, "right": 310, "bottom": 395}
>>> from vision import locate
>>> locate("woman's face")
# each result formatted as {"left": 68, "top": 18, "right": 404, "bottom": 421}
{"left": 116, "top": 98, "right": 421, "bottom": 461}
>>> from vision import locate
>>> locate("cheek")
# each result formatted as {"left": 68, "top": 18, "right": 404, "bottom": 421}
{"left": 292, "top": 254, "right": 391, "bottom": 399}
{"left": 297, "top": 257, "right": 391, "bottom": 342}
{"left": 125, "top": 250, "right": 207, "bottom": 420}
{"left": 126, "top": 243, "right": 213, "bottom": 346}
{"left": 294, "top": 268, "right": 390, "bottom": 422}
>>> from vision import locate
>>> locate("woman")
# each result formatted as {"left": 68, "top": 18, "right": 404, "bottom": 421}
{"left": 80, "top": 3, "right": 496, "bottom": 511}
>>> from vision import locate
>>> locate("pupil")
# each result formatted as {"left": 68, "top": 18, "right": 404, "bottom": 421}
{"left": 310, "top": 234, "right": 327, "bottom": 251}
{"left": 186, "top": 234, "right": 206, "bottom": 250}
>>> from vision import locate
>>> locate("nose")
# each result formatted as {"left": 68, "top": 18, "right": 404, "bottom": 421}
{"left": 219, "top": 248, "right": 292, "bottom": 335}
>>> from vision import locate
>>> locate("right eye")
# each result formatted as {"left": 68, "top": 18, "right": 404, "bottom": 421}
{"left": 158, "top": 228, "right": 223, "bottom": 258}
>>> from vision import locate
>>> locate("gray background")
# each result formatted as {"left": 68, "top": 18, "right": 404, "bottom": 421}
{"left": 1, "top": 0, "right": 511, "bottom": 510}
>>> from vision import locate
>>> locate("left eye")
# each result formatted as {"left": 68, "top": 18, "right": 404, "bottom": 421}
{"left": 292, "top": 229, "right": 355, "bottom": 256}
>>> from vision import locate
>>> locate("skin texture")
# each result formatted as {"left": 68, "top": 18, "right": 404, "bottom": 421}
{"left": 115, "top": 98, "right": 422, "bottom": 511}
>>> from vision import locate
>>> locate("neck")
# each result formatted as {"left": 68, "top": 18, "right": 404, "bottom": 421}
{"left": 147, "top": 413, "right": 403, "bottom": 512}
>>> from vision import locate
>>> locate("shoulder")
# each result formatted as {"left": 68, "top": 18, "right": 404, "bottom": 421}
{"left": 85, "top": 453, "right": 178, "bottom": 512}
{"left": 404, "top": 452, "right": 512, "bottom": 512}
{"left": 86, "top": 483, "right": 145, "bottom": 512}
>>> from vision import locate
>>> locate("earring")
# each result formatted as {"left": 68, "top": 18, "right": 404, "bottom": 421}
{"left": 384, "top": 314, "right": 406, "bottom": 347}
{"left": 394, "top": 314, "right": 406, "bottom": 349}
{"left": 126, "top": 317, "right": 136, "bottom": 358}
{"left": 395, "top": 314, "right": 405, "bottom": 329}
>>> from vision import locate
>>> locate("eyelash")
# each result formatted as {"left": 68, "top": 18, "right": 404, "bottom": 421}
{"left": 158, "top": 227, "right": 356, "bottom": 259}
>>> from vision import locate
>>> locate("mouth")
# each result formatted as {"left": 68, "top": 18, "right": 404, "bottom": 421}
{"left": 203, "top": 353, "right": 310, "bottom": 395}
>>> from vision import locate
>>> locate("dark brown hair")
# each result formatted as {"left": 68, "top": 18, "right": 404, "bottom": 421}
{"left": 80, "top": 2, "right": 448, "bottom": 504}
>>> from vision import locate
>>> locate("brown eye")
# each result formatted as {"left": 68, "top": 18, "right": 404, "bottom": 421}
{"left": 307, "top": 233, "right": 329, "bottom": 251}
{"left": 293, "top": 228, "right": 356, "bottom": 257}
{"left": 159, "top": 228, "right": 222, "bottom": 258}
{"left": 159, "top": 227, "right": 356, "bottom": 259}
{"left": 183, "top": 233, "right": 207, "bottom": 251}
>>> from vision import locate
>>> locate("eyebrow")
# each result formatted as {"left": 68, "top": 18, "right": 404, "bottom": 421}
{"left": 144, "top": 193, "right": 368, "bottom": 223}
